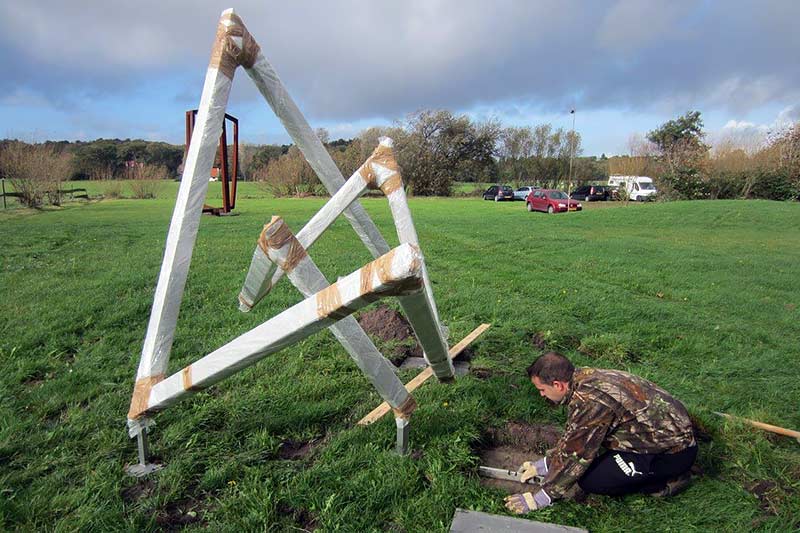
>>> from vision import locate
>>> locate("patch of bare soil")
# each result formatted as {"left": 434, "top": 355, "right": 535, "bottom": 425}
{"left": 357, "top": 306, "right": 422, "bottom": 365}
{"left": 154, "top": 497, "right": 206, "bottom": 531}
{"left": 277, "top": 502, "right": 318, "bottom": 531}
{"left": 121, "top": 479, "right": 155, "bottom": 503}
{"left": 456, "top": 347, "right": 475, "bottom": 362}
{"left": 745, "top": 479, "right": 779, "bottom": 515}
{"left": 277, "top": 438, "right": 318, "bottom": 460}
{"left": 475, "top": 421, "right": 563, "bottom": 494}
{"left": 471, "top": 368, "right": 494, "bottom": 380}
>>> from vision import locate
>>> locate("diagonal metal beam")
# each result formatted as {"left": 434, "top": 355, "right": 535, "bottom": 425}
{"left": 130, "top": 10, "right": 251, "bottom": 414}
{"left": 260, "top": 216, "right": 415, "bottom": 413}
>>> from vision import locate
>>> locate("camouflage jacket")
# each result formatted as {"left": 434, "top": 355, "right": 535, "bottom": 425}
{"left": 542, "top": 367, "right": 696, "bottom": 500}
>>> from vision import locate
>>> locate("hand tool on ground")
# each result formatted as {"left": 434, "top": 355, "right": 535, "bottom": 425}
{"left": 478, "top": 466, "right": 543, "bottom": 484}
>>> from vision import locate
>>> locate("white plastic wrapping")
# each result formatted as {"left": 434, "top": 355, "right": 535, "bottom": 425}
{"left": 131, "top": 243, "right": 427, "bottom": 418}
{"left": 238, "top": 245, "right": 276, "bottom": 312}
{"left": 134, "top": 62, "right": 232, "bottom": 382}
{"left": 238, "top": 144, "right": 380, "bottom": 311}
{"left": 365, "top": 138, "right": 443, "bottom": 329}
{"left": 244, "top": 55, "right": 390, "bottom": 258}
{"left": 129, "top": 10, "right": 253, "bottom": 423}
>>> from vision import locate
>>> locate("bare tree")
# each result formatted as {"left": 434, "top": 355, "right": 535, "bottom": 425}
{"left": 254, "top": 146, "right": 319, "bottom": 197}
{"left": 498, "top": 126, "right": 533, "bottom": 184}
{"left": 0, "top": 142, "right": 72, "bottom": 207}
{"left": 129, "top": 163, "right": 167, "bottom": 199}
{"left": 315, "top": 127, "right": 330, "bottom": 145}
{"left": 238, "top": 143, "right": 258, "bottom": 182}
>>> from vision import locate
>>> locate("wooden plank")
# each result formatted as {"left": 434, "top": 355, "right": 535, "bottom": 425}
{"left": 713, "top": 412, "right": 800, "bottom": 441}
{"left": 357, "top": 323, "right": 491, "bottom": 425}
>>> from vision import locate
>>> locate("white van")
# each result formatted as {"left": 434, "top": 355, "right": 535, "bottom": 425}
{"left": 607, "top": 175, "right": 657, "bottom": 201}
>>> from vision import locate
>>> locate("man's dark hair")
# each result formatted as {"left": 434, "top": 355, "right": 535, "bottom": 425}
{"left": 526, "top": 352, "right": 575, "bottom": 385}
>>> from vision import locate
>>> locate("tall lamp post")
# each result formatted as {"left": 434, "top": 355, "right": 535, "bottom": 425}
{"left": 567, "top": 109, "right": 576, "bottom": 212}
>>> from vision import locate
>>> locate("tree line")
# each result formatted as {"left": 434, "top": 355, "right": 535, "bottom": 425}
{"left": 247, "top": 110, "right": 606, "bottom": 197}
{"left": 608, "top": 111, "right": 799, "bottom": 201}
{"left": 2, "top": 109, "right": 798, "bottom": 207}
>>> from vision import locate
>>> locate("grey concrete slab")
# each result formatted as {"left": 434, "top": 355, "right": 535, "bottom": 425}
{"left": 449, "top": 509, "right": 587, "bottom": 533}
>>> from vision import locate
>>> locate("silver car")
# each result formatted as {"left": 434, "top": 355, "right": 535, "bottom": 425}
{"left": 513, "top": 185, "right": 540, "bottom": 201}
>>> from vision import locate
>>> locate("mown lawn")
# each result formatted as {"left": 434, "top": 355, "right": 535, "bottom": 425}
{"left": 1, "top": 195, "right": 798, "bottom": 531}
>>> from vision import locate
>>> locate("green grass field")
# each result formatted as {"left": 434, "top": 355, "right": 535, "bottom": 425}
{"left": 1, "top": 194, "right": 798, "bottom": 531}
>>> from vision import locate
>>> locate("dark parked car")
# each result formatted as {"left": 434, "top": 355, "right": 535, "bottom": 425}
{"left": 569, "top": 185, "right": 609, "bottom": 201}
{"left": 483, "top": 185, "right": 514, "bottom": 201}
{"left": 526, "top": 189, "right": 582, "bottom": 213}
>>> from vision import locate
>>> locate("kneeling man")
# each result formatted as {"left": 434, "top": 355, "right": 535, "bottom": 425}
{"left": 505, "top": 352, "right": 697, "bottom": 514}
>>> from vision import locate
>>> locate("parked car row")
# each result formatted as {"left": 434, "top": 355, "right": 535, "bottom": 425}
{"left": 482, "top": 178, "right": 658, "bottom": 211}
{"left": 484, "top": 184, "right": 618, "bottom": 203}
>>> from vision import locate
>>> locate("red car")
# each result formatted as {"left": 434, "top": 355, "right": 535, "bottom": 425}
{"left": 525, "top": 189, "right": 582, "bottom": 213}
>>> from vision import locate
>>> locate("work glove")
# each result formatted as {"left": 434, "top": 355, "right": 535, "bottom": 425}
{"left": 518, "top": 457, "right": 547, "bottom": 484}
{"left": 504, "top": 490, "right": 552, "bottom": 514}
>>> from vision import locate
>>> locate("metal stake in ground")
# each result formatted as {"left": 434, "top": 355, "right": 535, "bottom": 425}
{"left": 125, "top": 427, "right": 163, "bottom": 477}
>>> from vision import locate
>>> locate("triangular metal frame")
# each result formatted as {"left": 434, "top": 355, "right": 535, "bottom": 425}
{"left": 126, "top": 10, "right": 454, "bottom": 472}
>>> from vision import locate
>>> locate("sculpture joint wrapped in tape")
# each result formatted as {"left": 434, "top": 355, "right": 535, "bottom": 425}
{"left": 126, "top": 9, "right": 454, "bottom": 472}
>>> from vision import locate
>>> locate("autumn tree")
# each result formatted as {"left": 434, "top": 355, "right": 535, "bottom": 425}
{"left": 254, "top": 145, "right": 319, "bottom": 197}
{"left": 391, "top": 110, "right": 500, "bottom": 195}
{"left": 498, "top": 126, "right": 534, "bottom": 183}
{"left": 129, "top": 163, "right": 167, "bottom": 199}
{"left": 647, "top": 111, "right": 709, "bottom": 198}
{"left": 0, "top": 141, "right": 72, "bottom": 207}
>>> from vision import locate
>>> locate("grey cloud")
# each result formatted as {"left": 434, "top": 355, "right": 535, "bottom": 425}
{"left": 0, "top": 0, "right": 797, "bottom": 125}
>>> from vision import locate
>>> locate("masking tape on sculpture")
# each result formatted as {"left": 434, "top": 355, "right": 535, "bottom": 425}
{"left": 128, "top": 374, "right": 164, "bottom": 420}
{"left": 392, "top": 395, "right": 418, "bottom": 420}
{"left": 240, "top": 145, "right": 388, "bottom": 311}
{"left": 209, "top": 10, "right": 260, "bottom": 79}
{"left": 236, "top": 140, "right": 451, "bottom": 380}
{"left": 128, "top": 244, "right": 427, "bottom": 419}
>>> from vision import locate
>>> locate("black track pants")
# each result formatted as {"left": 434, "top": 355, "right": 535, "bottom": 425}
{"left": 577, "top": 446, "right": 697, "bottom": 496}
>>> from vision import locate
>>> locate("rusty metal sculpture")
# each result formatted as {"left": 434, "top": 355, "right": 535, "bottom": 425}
{"left": 185, "top": 109, "right": 239, "bottom": 216}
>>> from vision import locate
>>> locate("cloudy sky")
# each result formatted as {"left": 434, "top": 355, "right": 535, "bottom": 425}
{"left": 1, "top": 0, "right": 797, "bottom": 155}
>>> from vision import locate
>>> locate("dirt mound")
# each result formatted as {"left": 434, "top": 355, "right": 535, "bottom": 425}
{"left": 357, "top": 305, "right": 422, "bottom": 365}
{"left": 476, "top": 421, "right": 562, "bottom": 494}
{"left": 121, "top": 479, "right": 155, "bottom": 503}
{"left": 746, "top": 479, "right": 778, "bottom": 515}
{"left": 155, "top": 497, "right": 206, "bottom": 531}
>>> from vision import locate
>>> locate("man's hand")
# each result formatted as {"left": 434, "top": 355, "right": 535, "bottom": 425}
{"left": 518, "top": 457, "right": 547, "bottom": 484}
{"left": 504, "top": 490, "right": 551, "bottom": 514}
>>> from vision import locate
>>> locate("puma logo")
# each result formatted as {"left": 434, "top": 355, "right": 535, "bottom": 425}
{"left": 614, "top": 454, "right": 643, "bottom": 477}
